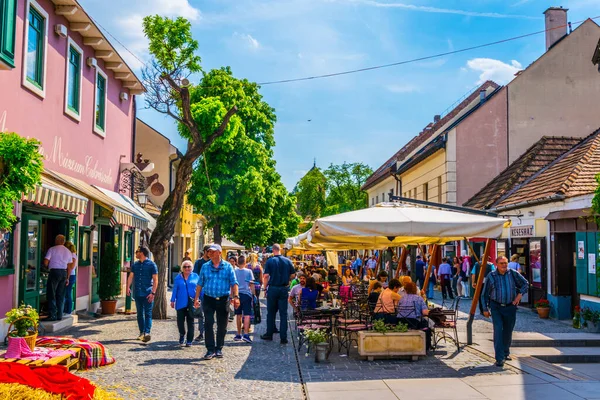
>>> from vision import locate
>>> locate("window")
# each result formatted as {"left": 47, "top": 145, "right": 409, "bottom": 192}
{"left": 438, "top": 176, "right": 443, "bottom": 203}
{"left": 376, "top": 195, "right": 379, "bottom": 204}
{"left": 0, "top": 229, "right": 14, "bottom": 275}
{"left": 124, "top": 231, "right": 133, "bottom": 262}
{"left": 94, "top": 68, "right": 107, "bottom": 136}
{"left": 22, "top": 0, "right": 48, "bottom": 97}
{"left": 413, "top": 188, "right": 417, "bottom": 199}
{"left": 371, "top": 197, "right": 374, "bottom": 206}
{"left": 65, "top": 38, "right": 82, "bottom": 120}
{"left": 423, "top": 183, "right": 429, "bottom": 201}
{"left": 0, "top": 0, "right": 17, "bottom": 69}
{"left": 78, "top": 227, "right": 91, "bottom": 266}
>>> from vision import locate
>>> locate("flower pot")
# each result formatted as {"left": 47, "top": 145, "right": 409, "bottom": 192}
{"left": 314, "top": 343, "right": 328, "bottom": 363}
{"left": 101, "top": 300, "right": 118, "bottom": 315}
{"left": 537, "top": 307, "right": 550, "bottom": 319}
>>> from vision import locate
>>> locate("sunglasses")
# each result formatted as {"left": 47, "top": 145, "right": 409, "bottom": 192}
{"left": 182, "top": 266, "right": 192, "bottom": 269}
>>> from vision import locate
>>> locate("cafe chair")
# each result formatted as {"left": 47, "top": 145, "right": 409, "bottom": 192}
{"left": 433, "top": 297, "right": 461, "bottom": 352}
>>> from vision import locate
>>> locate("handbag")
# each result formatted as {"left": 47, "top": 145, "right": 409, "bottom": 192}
{"left": 183, "top": 274, "right": 202, "bottom": 317}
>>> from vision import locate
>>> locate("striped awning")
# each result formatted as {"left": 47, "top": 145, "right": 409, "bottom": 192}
{"left": 23, "top": 175, "right": 88, "bottom": 215}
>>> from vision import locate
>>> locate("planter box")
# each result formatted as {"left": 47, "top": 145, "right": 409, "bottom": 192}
{"left": 358, "top": 330, "right": 426, "bottom": 361}
{"left": 585, "top": 322, "right": 600, "bottom": 333}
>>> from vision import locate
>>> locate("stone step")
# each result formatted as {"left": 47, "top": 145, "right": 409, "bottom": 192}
{"left": 512, "top": 338, "right": 600, "bottom": 347}
{"left": 39, "top": 314, "right": 77, "bottom": 334}
{"left": 511, "top": 355, "right": 592, "bottom": 381}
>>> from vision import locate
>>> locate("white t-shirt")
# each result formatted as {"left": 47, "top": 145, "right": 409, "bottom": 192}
{"left": 70, "top": 252, "right": 78, "bottom": 276}
{"left": 45, "top": 245, "right": 74, "bottom": 270}
{"left": 289, "top": 283, "right": 303, "bottom": 300}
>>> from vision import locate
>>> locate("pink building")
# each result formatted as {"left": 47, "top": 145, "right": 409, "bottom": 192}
{"left": 0, "top": 0, "right": 148, "bottom": 335}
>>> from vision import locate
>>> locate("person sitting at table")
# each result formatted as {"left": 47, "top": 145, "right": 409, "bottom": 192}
{"left": 397, "top": 281, "right": 432, "bottom": 351}
{"left": 340, "top": 268, "right": 354, "bottom": 303}
{"left": 368, "top": 270, "right": 389, "bottom": 295}
{"left": 327, "top": 265, "right": 339, "bottom": 284}
{"left": 298, "top": 277, "right": 320, "bottom": 310}
{"left": 373, "top": 278, "right": 402, "bottom": 324}
{"left": 399, "top": 275, "right": 413, "bottom": 294}
{"left": 368, "top": 281, "right": 383, "bottom": 313}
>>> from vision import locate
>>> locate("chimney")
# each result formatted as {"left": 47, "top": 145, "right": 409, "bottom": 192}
{"left": 479, "top": 89, "right": 486, "bottom": 103}
{"left": 433, "top": 115, "right": 441, "bottom": 123}
{"left": 544, "top": 7, "right": 568, "bottom": 51}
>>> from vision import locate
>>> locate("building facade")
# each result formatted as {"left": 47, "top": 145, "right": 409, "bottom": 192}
{"left": 0, "top": 0, "right": 146, "bottom": 337}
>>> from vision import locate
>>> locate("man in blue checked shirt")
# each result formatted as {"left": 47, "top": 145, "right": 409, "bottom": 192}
{"left": 482, "top": 256, "right": 529, "bottom": 367}
{"left": 194, "top": 243, "right": 239, "bottom": 360}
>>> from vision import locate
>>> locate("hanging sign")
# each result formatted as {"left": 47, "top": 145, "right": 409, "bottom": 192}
{"left": 589, "top": 253, "right": 596, "bottom": 274}
{"left": 510, "top": 225, "right": 534, "bottom": 238}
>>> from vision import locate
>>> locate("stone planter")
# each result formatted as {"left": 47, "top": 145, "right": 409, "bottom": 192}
{"left": 537, "top": 307, "right": 550, "bottom": 319}
{"left": 314, "top": 343, "right": 328, "bottom": 363}
{"left": 584, "top": 321, "right": 600, "bottom": 333}
{"left": 358, "top": 330, "right": 426, "bottom": 361}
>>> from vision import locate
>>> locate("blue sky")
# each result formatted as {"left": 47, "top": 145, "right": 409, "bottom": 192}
{"left": 79, "top": 0, "right": 600, "bottom": 190}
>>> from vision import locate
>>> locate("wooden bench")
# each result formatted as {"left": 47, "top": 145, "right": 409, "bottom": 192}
{"left": 0, "top": 348, "right": 81, "bottom": 370}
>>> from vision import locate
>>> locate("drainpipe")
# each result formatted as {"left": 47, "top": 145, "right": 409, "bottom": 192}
{"left": 125, "top": 95, "right": 137, "bottom": 314}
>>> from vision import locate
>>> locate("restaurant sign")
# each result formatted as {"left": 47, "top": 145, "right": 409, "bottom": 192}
{"left": 510, "top": 225, "right": 534, "bottom": 238}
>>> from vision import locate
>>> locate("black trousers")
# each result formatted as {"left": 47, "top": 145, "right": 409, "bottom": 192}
{"left": 202, "top": 296, "right": 229, "bottom": 352}
{"left": 176, "top": 308, "right": 194, "bottom": 343}
{"left": 440, "top": 275, "right": 454, "bottom": 299}
{"left": 46, "top": 269, "right": 67, "bottom": 320}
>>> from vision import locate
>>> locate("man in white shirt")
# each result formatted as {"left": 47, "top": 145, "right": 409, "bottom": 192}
{"left": 43, "top": 235, "right": 75, "bottom": 321}
{"left": 366, "top": 255, "right": 377, "bottom": 271}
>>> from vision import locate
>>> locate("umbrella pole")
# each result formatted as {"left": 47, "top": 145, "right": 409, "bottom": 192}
{"left": 421, "top": 244, "right": 438, "bottom": 299}
{"left": 467, "top": 238, "right": 492, "bottom": 345}
{"left": 395, "top": 246, "right": 408, "bottom": 279}
{"left": 464, "top": 237, "right": 481, "bottom": 263}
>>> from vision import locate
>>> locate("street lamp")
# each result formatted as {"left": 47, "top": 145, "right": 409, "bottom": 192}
{"left": 137, "top": 192, "right": 148, "bottom": 208}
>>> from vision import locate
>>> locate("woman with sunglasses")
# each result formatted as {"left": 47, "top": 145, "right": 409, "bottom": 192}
{"left": 170, "top": 260, "right": 199, "bottom": 346}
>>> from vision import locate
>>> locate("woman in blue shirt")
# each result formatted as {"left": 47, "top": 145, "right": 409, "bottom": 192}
{"left": 298, "top": 277, "right": 319, "bottom": 310}
{"left": 171, "top": 260, "right": 199, "bottom": 346}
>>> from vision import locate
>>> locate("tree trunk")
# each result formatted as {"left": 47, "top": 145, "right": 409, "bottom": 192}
{"left": 151, "top": 240, "right": 169, "bottom": 319}
{"left": 213, "top": 223, "right": 222, "bottom": 244}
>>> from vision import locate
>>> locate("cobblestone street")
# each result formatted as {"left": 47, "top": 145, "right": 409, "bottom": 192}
{"left": 64, "top": 300, "right": 303, "bottom": 400}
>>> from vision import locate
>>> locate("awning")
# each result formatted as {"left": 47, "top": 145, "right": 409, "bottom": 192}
{"left": 545, "top": 208, "right": 595, "bottom": 220}
{"left": 221, "top": 238, "right": 245, "bottom": 250}
{"left": 95, "top": 186, "right": 156, "bottom": 231}
{"left": 45, "top": 170, "right": 149, "bottom": 230}
{"left": 23, "top": 175, "right": 88, "bottom": 215}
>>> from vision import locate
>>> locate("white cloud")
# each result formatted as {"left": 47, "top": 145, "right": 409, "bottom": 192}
{"left": 386, "top": 83, "right": 419, "bottom": 93}
{"left": 234, "top": 33, "right": 261, "bottom": 50}
{"left": 466, "top": 58, "right": 523, "bottom": 85}
{"left": 153, "top": 0, "right": 200, "bottom": 21}
{"left": 335, "top": 0, "right": 539, "bottom": 19}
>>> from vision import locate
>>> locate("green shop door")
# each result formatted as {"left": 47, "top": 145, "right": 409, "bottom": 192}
{"left": 19, "top": 214, "right": 42, "bottom": 309}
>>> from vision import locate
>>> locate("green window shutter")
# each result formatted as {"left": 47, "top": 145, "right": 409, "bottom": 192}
{"left": 0, "top": 0, "right": 17, "bottom": 68}
{"left": 67, "top": 46, "right": 81, "bottom": 112}
{"left": 95, "top": 73, "right": 106, "bottom": 130}
{"left": 26, "top": 7, "right": 45, "bottom": 88}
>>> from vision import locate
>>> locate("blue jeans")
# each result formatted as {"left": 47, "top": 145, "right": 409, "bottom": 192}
{"left": 64, "top": 274, "right": 76, "bottom": 314}
{"left": 135, "top": 295, "right": 154, "bottom": 334}
{"left": 266, "top": 286, "right": 289, "bottom": 339}
{"left": 47, "top": 269, "right": 67, "bottom": 320}
{"left": 427, "top": 281, "right": 435, "bottom": 298}
{"left": 490, "top": 302, "right": 517, "bottom": 363}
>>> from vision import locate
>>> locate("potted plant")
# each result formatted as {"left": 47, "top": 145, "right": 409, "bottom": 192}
{"left": 534, "top": 299, "right": 550, "bottom": 319}
{"left": 358, "top": 319, "right": 425, "bottom": 361}
{"left": 303, "top": 328, "right": 329, "bottom": 363}
{"left": 581, "top": 307, "right": 600, "bottom": 333}
{"left": 98, "top": 244, "right": 120, "bottom": 315}
{"left": 573, "top": 306, "right": 581, "bottom": 329}
{"left": 5, "top": 304, "right": 39, "bottom": 350}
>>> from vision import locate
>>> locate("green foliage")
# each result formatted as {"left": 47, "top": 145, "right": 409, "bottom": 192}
{"left": 188, "top": 68, "right": 300, "bottom": 247}
{"left": 373, "top": 318, "right": 409, "bottom": 334}
{"left": 323, "top": 162, "right": 373, "bottom": 216}
{"left": 581, "top": 307, "right": 600, "bottom": 327}
{"left": 142, "top": 15, "right": 201, "bottom": 74}
{"left": 292, "top": 162, "right": 373, "bottom": 221}
{"left": 303, "top": 328, "right": 328, "bottom": 344}
{"left": 592, "top": 174, "right": 600, "bottom": 227}
{"left": 5, "top": 304, "right": 39, "bottom": 337}
{"left": 0, "top": 133, "right": 43, "bottom": 231}
{"left": 98, "top": 244, "right": 120, "bottom": 301}
{"left": 293, "top": 167, "right": 327, "bottom": 220}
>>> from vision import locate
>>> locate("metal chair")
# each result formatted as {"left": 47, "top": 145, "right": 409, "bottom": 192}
{"left": 433, "top": 296, "right": 461, "bottom": 351}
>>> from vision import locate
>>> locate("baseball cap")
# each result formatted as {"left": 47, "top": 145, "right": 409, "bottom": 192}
{"left": 208, "top": 243, "right": 222, "bottom": 252}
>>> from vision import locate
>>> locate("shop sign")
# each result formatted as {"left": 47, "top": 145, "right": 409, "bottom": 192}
{"left": 510, "top": 225, "right": 534, "bottom": 238}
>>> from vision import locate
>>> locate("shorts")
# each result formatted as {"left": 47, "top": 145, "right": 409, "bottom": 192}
{"left": 234, "top": 293, "right": 253, "bottom": 316}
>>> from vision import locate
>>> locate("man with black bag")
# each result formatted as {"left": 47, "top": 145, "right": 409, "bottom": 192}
{"left": 260, "top": 244, "right": 296, "bottom": 344}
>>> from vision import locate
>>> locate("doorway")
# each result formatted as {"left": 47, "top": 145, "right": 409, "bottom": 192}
{"left": 554, "top": 233, "right": 577, "bottom": 311}
{"left": 91, "top": 224, "right": 117, "bottom": 304}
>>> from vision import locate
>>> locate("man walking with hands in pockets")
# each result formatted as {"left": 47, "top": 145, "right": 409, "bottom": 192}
{"left": 482, "top": 256, "right": 529, "bottom": 367}
{"left": 260, "top": 244, "right": 296, "bottom": 344}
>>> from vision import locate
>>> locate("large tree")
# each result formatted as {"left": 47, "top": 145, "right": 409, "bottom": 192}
{"left": 142, "top": 16, "right": 241, "bottom": 318}
{"left": 323, "top": 162, "right": 373, "bottom": 216}
{"left": 187, "top": 68, "right": 300, "bottom": 247}
{"left": 293, "top": 166, "right": 327, "bottom": 220}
